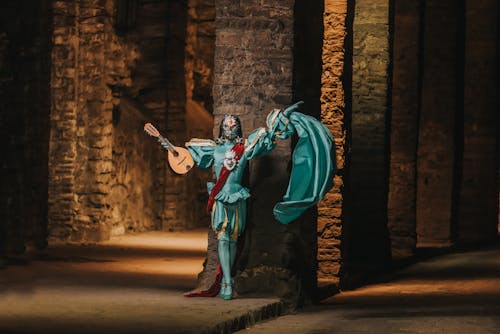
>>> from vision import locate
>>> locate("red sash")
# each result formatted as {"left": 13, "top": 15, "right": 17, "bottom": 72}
{"left": 205, "top": 143, "right": 245, "bottom": 213}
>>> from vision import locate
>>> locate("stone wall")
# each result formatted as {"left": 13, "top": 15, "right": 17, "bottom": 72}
{"left": 123, "top": 0, "right": 183, "bottom": 232}
{"left": 185, "top": 0, "right": 216, "bottom": 230}
{"left": 49, "top": 0, "right": 137, "bottom": 242}
{"left": 416, "top": 0, "right": 462, "bottom": 246}
{"left": 0, "top": 1, "right": 51, "bottom": 254}
{"left": 344, "top": 0, "right": 391, "bottom": 280}
{"left": 457, "top": 0, "right": 499, "bottom": 244}
{"left": 161, "top": 0, "right": 193, "bottom": 231}
{"left": 213, "top": 0, "right": 306, "bottom": 303}
{"left": 111, "top": 96, "right": 157, "bottom": 235}
{"left": 48, "top": 0, "right": 215, "bottom": 240}
{"left": 293, "top": 0, "right": 327, "bottom": 298}
{"left": 387, "top": 0, "right": 420, "bottom": 259}
{"left": 318, "top": 0, "right": 347, "bottom": 289}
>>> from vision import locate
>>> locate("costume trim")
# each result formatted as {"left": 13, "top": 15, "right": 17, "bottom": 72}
{"left": 266, "top": 108, "right": 281, "bottom": 129}
{"left": 206, "top": 143, "right": 245, "bottom": 213}
{"left": 274, "top": 118, "right": 289, "bottom": 136}
{"left": 217, "top": 207, "right": 229, "bottom": 239}
{"left": 211, "top": 201, "right": 216, "bottom": 230}
{"left": 231, "top": 207, "right": 239, "bottom": 241}
{"left": 244, "top": 128, "right": 266, "bottom": 153}
{"left": 185, "top": 138, "right": 216, "bottom": 147}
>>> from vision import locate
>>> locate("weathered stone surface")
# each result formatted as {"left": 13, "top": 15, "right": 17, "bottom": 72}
{"left": 209, "top": 0, "right": 309, "bottom": 303}
{"left": 416, "top": 0, "right": 461, "bottom": 246}
{"left": 345, "top": 0, "right": 391, "bottom": 278}
{"left": 0, "top": 0, "right": 51, "bottom": 255}
{"left": 457, "top": 0, "right": 499, "bottom": 244}
{"left": 387, "top": 0, "right": 420, "bottom": 260}
{"left": 49, "top": 0, "right": 138, "bottom": 242}
{"left": 318, "top": 0, "right": 348, "bottom": 288}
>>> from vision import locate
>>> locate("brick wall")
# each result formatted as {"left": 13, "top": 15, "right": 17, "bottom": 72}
{"left": 344, "top": 0, "right": 391, "bottom": 279}
{"left": 49, "top": 0, "right": 137, "bottom": 242}
{"left": 0, "top": 1, "right": 51, "bottom": 254}
{"left": 387, "top": 0, "right": 420, "bottom": 259}
{"left": 416, "top": 0, "right": 462, "bottom": 246}
{"left": 213, "top": 0, "right": 309, "bottom": 302}
{"left": 457, "top": 0, "right": 499, "bottom": 244}
{"left": 123, "top": 0, "right": 188, "bottom": 232}
{"left": 293, "top": 0, "right": 327, "bottom": 298}
{"left": 48, "top": 0, "right": 204, "bottom": 239}
{"left": 162, "top": 0, "right": 192, "bottom": 230}
{"left": 318, "top": 0, "right": 347, "bottom": 289}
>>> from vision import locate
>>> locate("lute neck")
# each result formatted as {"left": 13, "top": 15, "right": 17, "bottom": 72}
{"left": 158, "top": 135, "right": 179, "bottom": 156}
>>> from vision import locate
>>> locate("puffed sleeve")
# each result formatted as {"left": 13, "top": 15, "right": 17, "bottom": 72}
{"left": 244, "top": 127, "right": 275, "bottom": 159}
{"left": 185, "top": 138, "right": 216, "bottom": 169}
{"left": 244, "top": 106, "right": 296, "bottom": 159}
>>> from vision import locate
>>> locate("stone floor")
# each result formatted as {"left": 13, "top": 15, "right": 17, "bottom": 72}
{"left": 0, "top": 230, "right": 282, "bottom": 334}
{"left": 2, "top": 231, "right": 500, "bottom": 334}
{"left": 238, "top": 244, "right": 500, "bottom": 333}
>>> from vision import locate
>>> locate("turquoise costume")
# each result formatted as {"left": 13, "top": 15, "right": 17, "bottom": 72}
{"left": 184, "top": 101, "right": 336, "bottom": 299}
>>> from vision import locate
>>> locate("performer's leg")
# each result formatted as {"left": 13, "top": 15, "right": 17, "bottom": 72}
{"left": 229, "top": 240, "right": 237, "bottom": 268}
{"left": 218, "top": 237, "right": 232, "bottom": 299}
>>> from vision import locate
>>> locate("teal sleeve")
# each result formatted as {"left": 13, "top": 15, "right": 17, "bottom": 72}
{"left": 244, "top": 127, "right": 276, "bottom": 159}
{"left": 244, "top": 106, "right": 296, "bottom": 159}
{"left": 187, "top": 145, "right": 215, "bottom": 169}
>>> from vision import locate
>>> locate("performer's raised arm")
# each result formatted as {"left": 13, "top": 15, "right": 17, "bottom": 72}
{"left": 244, "top": 101, "right": 300, "bottom": 159}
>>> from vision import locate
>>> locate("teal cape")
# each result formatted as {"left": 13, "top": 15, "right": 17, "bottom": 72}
{"left": 268, "top": 101, "right": 337, "bottom": 224}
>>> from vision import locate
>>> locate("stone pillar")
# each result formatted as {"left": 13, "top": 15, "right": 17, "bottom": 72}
{"left": 416, "top": 0, "right": 463, "bottom": 247}
{"left": 0, "top": 0, "right": 51, "bottom": 253}
{"left": 214, "top": 0, "right": 304, "bottom": 301}
{"left": 387, "top": 0, "right": 421, "bottom": 259}
{"left": 293, "top": 0, "right": 327, "bottom": 299}
{"left": 318, "top": 0, "right": 348, "bottom": 289}
{"left": 49, "top": 1, "right": 80, "bottom": 241}
{"left": 457, "top": 0, "right": 499, "bottom": 244}
{"left": 49, "top": 0, "right": 136, "bottom": 242}
{"left": 50, "top": 0, "right": 114, "bottom": 242}
{"left": 344, "top": 0, "right": 391, "bottom": 278}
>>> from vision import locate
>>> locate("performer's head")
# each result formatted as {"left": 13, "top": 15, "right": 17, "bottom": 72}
{"left": 218, "top": 115, "right": 242, "bottom": 142}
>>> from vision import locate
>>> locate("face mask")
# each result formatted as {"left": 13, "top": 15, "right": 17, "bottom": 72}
{"left": 221, "top": 115, "right": 241, "bottom": 141}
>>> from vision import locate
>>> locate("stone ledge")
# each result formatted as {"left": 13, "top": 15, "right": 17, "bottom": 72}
{"left": 206, "top": 300, "right": 287, "bottom": 334}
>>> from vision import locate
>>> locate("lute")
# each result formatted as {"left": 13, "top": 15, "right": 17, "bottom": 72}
{"left": 144, "top": 123, "right": 194, "bottom": 174}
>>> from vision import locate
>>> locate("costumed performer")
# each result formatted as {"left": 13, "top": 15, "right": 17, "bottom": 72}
{"left": 160, "top": 101, "right": 336, "bottom": 300}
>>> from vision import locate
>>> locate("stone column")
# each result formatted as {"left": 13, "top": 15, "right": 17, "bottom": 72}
{"left": 387, "top": 0, "right": 421, "bottom": 259}
{"left": 214, "top": 0, "right": 302, "bottom": 301}
{"left": 49, "top": 1, "right": 80, "bottom": 241}
{"left": 318, "top": 0, "right": 348, "bottom": 289}
{"left": 457, "top": 0, "right": 499, "bottom": 244}
{"left": 49, "top": 0, "right": 135, "bottom": 242}
{"left": 345, "top": 0, "right": 391, "bottom": 278}
{"left": 416, "top": 0, "right": 463, "bottom": 247}
{"left": 0, "top": 0, "right": 51, "bottom": 253}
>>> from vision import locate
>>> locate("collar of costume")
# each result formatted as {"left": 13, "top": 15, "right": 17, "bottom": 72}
{"left": 206, "top": 143, "right": 245, "bottom": 213}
